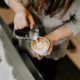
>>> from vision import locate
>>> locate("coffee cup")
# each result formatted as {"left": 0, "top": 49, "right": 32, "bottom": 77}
{"left": 31, "top": 37, "right": 50, "bottom": 55}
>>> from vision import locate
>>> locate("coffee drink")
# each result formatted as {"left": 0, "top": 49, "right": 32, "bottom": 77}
{"left": 31, "top": 37, "right": 50, "bottom": 55}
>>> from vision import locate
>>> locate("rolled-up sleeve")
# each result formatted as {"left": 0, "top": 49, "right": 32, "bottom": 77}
{"left": 65, "top": 7, "right": 80, "bottom": 36}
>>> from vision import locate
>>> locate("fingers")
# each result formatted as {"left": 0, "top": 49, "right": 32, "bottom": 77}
{"left": 36, "top": 55, "right": 43, "bottom": 60}
{"left": 31, "top": 50, "right": 43, "bottom": 60}
{"left": 14, "top": 16, "right": 29, "bottom": 30}
{"left": 14, "top": 10, "right": 35, "bottom": 30}
{"left": 14, "top": 11, "right": 29, "bottom": 30}
{"left": 14, "top": 19, "right": 22, "bottom": 30}
{"left": 44, "top": 41, "right": 53, "bottom": 56}
{"left": 46, "top": 46, "right": 53, "bottom": 55}
{"left": 28, "top": 15, "right": 35, "bottom": 29}
{"left": 21, "top": 16, "right": 29, "bottom": 27}
{"left": 31, "top": 50, "right": 36, "bottom": 57}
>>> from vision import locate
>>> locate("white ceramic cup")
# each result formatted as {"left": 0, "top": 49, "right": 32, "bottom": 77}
{"left": 31, "top": 37, "right": 50, "bottom": 56}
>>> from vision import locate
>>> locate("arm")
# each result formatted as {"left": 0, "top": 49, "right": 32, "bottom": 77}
{"left": 45, "top": 25, "right": 72, "bottom": 43}
{"left": 45, "top": 9, "right": 80, "bottom": 43}
{"left": 4, "top": 0, "right": 35, "bottom": 29}
{"left": 44, "top": 5, "right": 80, "bottom": 56}
{"left": 4, "top": 0, "right": 27, "bottom": 13}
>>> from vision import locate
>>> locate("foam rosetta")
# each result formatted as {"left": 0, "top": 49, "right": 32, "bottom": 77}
{"left": 31, "top": 37, "right": 50, "bottom": 55}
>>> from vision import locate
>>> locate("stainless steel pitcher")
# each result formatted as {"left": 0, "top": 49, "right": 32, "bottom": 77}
{"left": 13, "top": 25, "right": 39, "bottom": 51}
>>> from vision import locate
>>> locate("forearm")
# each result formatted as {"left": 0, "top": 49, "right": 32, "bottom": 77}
{"left": 5, "top": 0, "right": 27, "bottom": 13}
{"left": 45, "top": 25, "right": 72, "bottom": 42}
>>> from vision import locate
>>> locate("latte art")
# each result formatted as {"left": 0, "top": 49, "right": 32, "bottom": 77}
{"left": 31, "top": 37, "right": 50, "bottom": 55}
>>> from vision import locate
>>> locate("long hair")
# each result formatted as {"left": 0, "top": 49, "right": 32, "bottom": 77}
{"left": 29, "top": 0, "right": 74, "bottom": 17}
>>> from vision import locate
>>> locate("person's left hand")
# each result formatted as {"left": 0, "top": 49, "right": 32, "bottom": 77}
{"left": 31, "top": 51, "right": 44, "bottom": 60}
{"left": 31, "top": 37, "right": 53, "bottom": 60}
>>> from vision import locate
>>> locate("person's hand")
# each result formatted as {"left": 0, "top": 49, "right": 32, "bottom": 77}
{"left": 31, "top": 37, "right": 53, "bottom": 60}
{"left": 31, "top": 41, "right": 53, "bottom": 60}
{"left": 14, "top": 10, "right": 35, "bottom": 30}
{"left": 31, "top": 51, "right": 44, "bottom": 60}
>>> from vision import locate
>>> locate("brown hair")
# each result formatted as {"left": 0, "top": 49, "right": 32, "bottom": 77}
{"left": 29, "top": 0, "right": 74, "bottom": 17}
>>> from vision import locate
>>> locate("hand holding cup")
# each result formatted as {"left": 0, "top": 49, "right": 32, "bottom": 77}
{"left": 31, "top": 37, "right": 51, "bottom": 56}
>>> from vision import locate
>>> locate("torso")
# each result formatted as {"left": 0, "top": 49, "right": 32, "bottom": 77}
{"left": 29, "top": 0, "right": 65, "bottom": 34}
{"left": 21, "top": 0, "right": 79, "bottom": 34}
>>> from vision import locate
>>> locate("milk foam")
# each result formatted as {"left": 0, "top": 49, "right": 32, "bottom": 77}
{"left": 31, "top": 37, "right": 50, "bottom": 55}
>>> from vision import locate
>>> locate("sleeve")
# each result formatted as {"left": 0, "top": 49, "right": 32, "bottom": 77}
{"left": 65, "top": 6, "right": 80, "bottom": 36}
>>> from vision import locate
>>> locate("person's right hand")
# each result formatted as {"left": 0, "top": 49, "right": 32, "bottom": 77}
{"left": 14, "top": 10, "right": 35, "bottom": 30}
